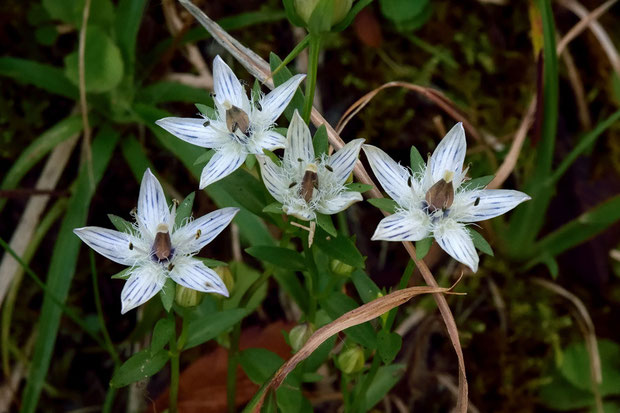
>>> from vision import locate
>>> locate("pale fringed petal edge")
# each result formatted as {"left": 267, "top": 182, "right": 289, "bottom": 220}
{"left": 73, "top": 227, "right": 141, "bottom": 266}
{"left": 255, "top": 130, "right": 287, "bottom": 152}
{"left": 284, "top": 110, "right": 314, "bottom": 166}
{"left": 371, "top": 210, "right": 430, "bottom": 242}
{"left": 429, "top": 122, "right": 467, "bottom": 184}
{"left": 283, "top": 204, "right": 316, "bottom": 221}
{"left": 435, "top": 225, "right": 479, "bottom": 273}
{"left": 316, "top": 191, "right": 363, "bottom": 215}
{"left": 120, "top": 266, "right": 166, "bottom": 314}
{"left": 138, "top": 169, "right": 171, "bottom": 236}
{"left": 362, "top": 144, "right": 412, "bottom": 205}
{"left": 155, "top": 117, "right": 229, "bottom": 149}
{"left": 199, "top": 148, "right": 246, "bottom": 189}
{"left": 258, "top": 155, "right": 287, "bottom": 203}
{"left": 170, "top": 258, "right": 229, "bottom": 296}
{"left": 458, "top": 189, "right": 531, "bottom": 223}
{"left": 172, "top": 207, "right": 239, "bottom": 252}
{"left": 213, "top": 54, "right": 247, "bottom": 110}
{"left": 327, "top": 138, "right": 364, "bottom": 185}
{"left": 261, "top": 74, "right": 306, "bottom": 124}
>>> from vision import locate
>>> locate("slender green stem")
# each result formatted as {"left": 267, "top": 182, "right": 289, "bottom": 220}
{"left": 337, "top": 211, "right": 349, "bottom": 236}
{"left": 302, "top": 34, "right": 321, "bottom": 123}
{"left": 270, "top": 34, "right": 311, "bottom": 80}
{"left": 168, "top": 312, "right": 180, "bottom": 413}
{"left": 350, "top": 355, "right": 381, "bottom": 413}
{"left": 0, "top": 236, "right": 107, "bottom": 350}
{"left": 227, "top": 322, "right": 242, "bottom": 413}
{"left": 384, "top": 259, "right": 415, "bottom": 331}
{"left": 102, "top": 386, "right": 117, "bottom": 413}
{"left": 302, "top": 240, "right": 319, "bottom": 323}
{"left": 89, "top": 251, "right": 120, "bottom": 365}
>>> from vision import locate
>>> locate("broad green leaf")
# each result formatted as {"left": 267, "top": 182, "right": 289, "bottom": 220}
{"left": 21, "top": 127, "right": 119, "bottom": 413}
{"left": 345, "top": 183, "right": 374, "bottom": 193}
{"left": 415, "top": 237, "right": 433, "bottom": 259}
{"left": 367, "top": 198, "right": 398, "bottom": 214}
{"left": 363, "top": 364, "right": 406, "bottom": 410}
{"left": 351, "top": 270, "right": 380, "bottom": 304}
{"left": 410, "top": 146, "right": 425, "bottom": 174}
{"left": 110, "top": 349, "right": 170, "bottom": 388}
{"left": 194, "top": 149, "right": 215, "bottom": 166}
{"left": 107, "top": 214, "right": 135, "bottom": 234}
{"left": 273, "top": 268, "right": 309, "bottom": 312}
{"left": 316, "top": 213, "right": 337, "bottom": 237}
{"left": 560, "top": 339, "right": 620, "bottom": 396}
{"left": 175, "top": 192, "right": 196, "bottom": 228}
{"left": 115, "top": 0, "right": 147, "bottom": 75}
{"left": 137, "top": 81, "right": 210, "bottom": 105}
{"left": 461, "top": 175, "right": 494, "bottom": 191}
{"left": 35, "top": 25, "right": 59, "bottom": 46}
{"left": 321, "top": 292, "right": 377, "bottom": 349}
{"left": 539, "top": 369, "right": 597, "bottom": 410}
{"left": 0, "top": 57, "right": 78, "bottom": 99}
{"left": 111, "top": 268, "right": 131, "bottom": 280}
{"left": 239, "top": 348, "right": 284, "bottom": 384}
{"left": 120, "top": 135, "right": 155, "bottom": 182}
{"left": 376, "top": 330, "right": 402, "bottom": 364}
{"left": 195, "top": 257, "right": 228, "bottom": 268}
{"left": 314, "top": 232, "right": 365, "bottom": 268}
{"left": 185, "top": 308, "right": 247, "bottom": 349}
{"left": 150, "top": 318, "right": 175, "bottom": 355}
{"left": 313, "top": 124, "right": 328, "bottom": 156}
{"left": 64, "top": 25, "right": 124, "bottom": 93}
{"left": 263, "top": 202, "right": 284, "bottom": 214}
{"left": 276, "top": 386, "right": 308, "bottom": 413}
{"left": 224, "top": 262, "right": 267, "bottom": 311}
{"left": 467, "top": 228, "right": 494, "bottom": 256}
{"left": 160, "top": 278, "right": 175, "bottom": 312}
{"left": 245, "top": 246, "right": 306, "bottom": 271}
{"left": 43, "top": 0, "right": 114, "bottom": 27}
{"left": 211, "top": 168, "right": 268, "bottom": 217}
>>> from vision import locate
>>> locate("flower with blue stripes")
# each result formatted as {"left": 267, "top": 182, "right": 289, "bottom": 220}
{"left": 73, "top": 169, "right": 239, "bottom": 314}
{"left": 156, "top": 55, "right": 306, "bottom": 189}
{"left": 363, "top": 123, "right": 530, "bottom": 272}
{"left": 259, "top": 110, "right": 364, "bottom": 221}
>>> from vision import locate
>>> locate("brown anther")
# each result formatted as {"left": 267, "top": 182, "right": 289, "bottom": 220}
{"left": 325, "top": 165, "right": 334, "bottom": 172}
{"left": 474, "top": 197, "right": 481, "bottom": 206}
{"left": 288, "top": 182, "right": 297, "bottom": 188}
{"left": 203, "top": 120, "right": 210, "bottom": 127}
{"left": 425, "top": 179, "right": 454, "bottom": 212}
{"left": 168, "top": 263, "right": 175, "bottom": 271}
{"left": 300, "top": 164, "right": 318, "bottom": 203}
{"left": 153, "top": 228, "right": 172, "bottom": 261}
{"left": 226, "top": 105, "right": 250, "bottom": 134}
{"left": 129, "top": 242, "right": 133, "bottom": 250}
{"left": 195, "top": 229, "right": 201, "bottom": 239}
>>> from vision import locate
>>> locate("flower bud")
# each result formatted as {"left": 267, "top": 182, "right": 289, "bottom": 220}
{"left": 330, "top": 259, "right": 355, "bottom": 277}
{"left": 175, "top": 284, "right": 203, "bottom": 307}
{"left": 214, "top": 266, "right": 234, "bottom": 295}
{"left": 294, "top": 0, "right": 352, "bottom": 27}
{"left": 289, "top": 323, "right": 314, "bottom": 353}
{"left": 337, "top": 346, "right": 365, "bottom": 374}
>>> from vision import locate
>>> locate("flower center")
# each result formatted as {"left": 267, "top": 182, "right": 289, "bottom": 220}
{"left": 425, "top": 170, "right": 454, "bottom": 213}
{"left": 226, "top": 105, "right": 250, "bottom": 133}
{"left": 152, "top": 223, "right": 174, "bottom": 263}
{"left": 300, "top": 163, "right": 318, "bottom": 203}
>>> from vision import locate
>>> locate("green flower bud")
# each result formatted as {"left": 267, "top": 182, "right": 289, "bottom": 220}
{"left": 289, "top": 323, "right": 314, "bottom": 353}
{"left": 330, "top": 259, "right": 355, "bottom": 277}
{"left": 214, "top": 266, "right": 234, "bottom": 295}
{"left": 294, "top": 0, "right": 353, "bottom": 27}
{"left": 337, "top": 346, "right": 365, "bottom": 374}
{"left": 175, "top": 284, "right": 203, "bottom": 307}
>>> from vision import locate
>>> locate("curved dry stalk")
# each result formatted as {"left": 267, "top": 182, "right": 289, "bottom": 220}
{"left": 532, "top": 278, "right": 603, "bottom": 413}
{"left": 335, "top": 81, "right": 482, "bottom": 143}
{"left": 175, "top": 3, "right": 469, "bottom": 411}
{"left": 78, "top": 0, "right": 93, "bottom": 187}
{"left": 556, "top": 0, "right": 618, "bottom": 55}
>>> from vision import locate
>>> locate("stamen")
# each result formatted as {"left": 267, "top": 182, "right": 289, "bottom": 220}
{"left": 153, "top": 224, "right": 173, "bottom": 262}
{"left": 288, "top": 182, "right": 297, "bottom": 188}
{"left": 425, "top": 178, "right": 454, "bottom": 212}
{"left": 168, "top": 263, "right": 175, "bottom": 271}
{"left": 203, "top": 120, "right": 210, "bottom": 127}
{"left": 325, "top": 165, "right": 334, "bottom": 172}
{"left": 129, "top": 242, "right": 133, "bottom": 250}
{"left": 195, "top": 229, "right": 201, "bottom": 239}
{"left": 300, "top": 164, "right": 318, "bottom": 203}
{"left": 474, "top": 197, "right": 481, "bottom": 206}
{"left": 225, "top": 105, "right": 250, "bottom": 134}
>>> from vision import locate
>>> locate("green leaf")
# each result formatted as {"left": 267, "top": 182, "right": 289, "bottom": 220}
{"left": 467, "top": 228, "right": 494, "bottom": 256}
{"left": 64, "top": 25, "right": 124, "bottom": 93}
{"left": 120, "top": 135, "right": 155, "bottom": 182}
{"left": 313, "top": 124, "right": 328, "bottom": 156}
{"left": 461, "top": 175, "right": 494, "bottom": 191}
{"left": 21, "top": 127, "right": 119, "bottom": 413}
{"left": 316, "top": 213, "right": 337, "bottom": 237}
{"left": 110, "top": 349, "right": 170, "bottom": 388}
{"left": 367, "top": 198, "right": 398, "bottom": 214}
{"left": 160, "top": 278, "right": 175, "bottom": 312}
{"left": 185, "top": 308, "right": 247, "bottom": 349}
{"left": 363, "top": 364, "right": 406, "bottom": 410}
{"left": 150, "top": 318, "right": 175, "bottom": 355}
{"left": 194, "top": 149, "right": 215, "bottom": 166}
{"left": 560, "top": 339, "right": 620, "bottom": 397}
{"left": 175, "top": 192, "right": 195, "bottom": 228}
{"left": 111, "top": 268, "right": 131, "bottom": 280}
{"left": 211, "top": 168, "right": 268, "bottom": 217}
{"left": 263, "top": 202, "right": 284, "bottom": 214}
{"left": 314, "top": 232, "right": 365, "bottom": 268}
{"left": 345, "top": 183, "right": 374, "bottom": 193}
{"left": 351, "top": 270, "right": 380, "bottom": 304}
{"left": 224, "top": 262, "right": 267, "bottom": 312}
{"left": 415, "top": 237, "right": 432, "bottom": 259}
{"left": 35, "top": 25, "right": 59, "bottom": 46}
{"left": 410, "top": 146, "right": 425, "bottom": 174}
{"left": 239, "top": 348, "right": 284, "bottom": 384}
{"left": 0, "top": 57, "right": 78, "bottom": 99}
{"left": 321, "top": 292, "right": 377, "bottom": 349}
{"left": 116, "top": 0, "right": 147, "bottom": 75}
{"left": 269, "top": 53, "right": 305, "bottom": 120}
{"left": 308, "top": 0, "right": 333, "bottom": 33}
{"left": 245, "top": 246, "right": 306, "bottom": 271}
{"left": 376, "top": 330, "right": 402, "bottom": 364}
{"left": 137, "top": 81, "right": 210, "bottom": 105}
{"left": 539, "top": 369, "right": 597, "bottom": 410}
{"left": 195, "top": 257, "right": 228, "bottom": 268}
{"left": 43, "top": 0, "right": 114, "bottom": 27}
{"left": 107, "top": 214, "right": 135, "bottom": 234}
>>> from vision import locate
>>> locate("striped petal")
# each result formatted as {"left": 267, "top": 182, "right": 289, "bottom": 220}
{"left": 371, "top": 210, "right": 430, "bottom": 242}
{"left": 213, "top": 55, "right": 247, "bottom": 110}
{"left": 261, "top": 74, "right": 305, "bottom": 123}
{"left": 120, "top": 265, "right": 166, "bottom": 314}
{"left": 74, "top": 227, "right": 142, "bottom": 266}
{"left": 362, "top": 145, "right": 412, "bottom": 205}
{"left": 435, "top": 223, "right": 479, "bottom": 272}
{"left": 254, "top": 130, "right": 287, "bottom": 152}
{"left": 429, "top": 123, "right": 467, "bottom": 184}
{"left": 458, "top": 189, "right": 531, "bottom": 223}
{"left": 327, "top": 138, "right": 364, "bottom": 185}
{"left": 155, "top": 117, "right": 229, "bottom": 149}
{"left": 137, "top": 169, "right": 170, "bottom": 237}
{"left": 258, "top": 156, "right": 287, "bottom": 202}
{"left": 284, "top": 110, "right": 315, "bottom": 167}
{"left": 199, "top": 148, "right": 245, "bottom": 189}
{"left": 172, "top": 207, "right": 239, "bottom": 252}
{"left": 170, "top": 258, "right": 229, "bottom": 296}
{"left": 316, "top": 191, "right": 362, "bottom": 215}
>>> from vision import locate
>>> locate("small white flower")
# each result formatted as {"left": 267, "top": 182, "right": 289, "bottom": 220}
{"left": 259, "top": 110, "right": 364, "bottom": 221}
{"left": 363, "top": 123, "right": 531, "bottom": 272}
{"left": 73, "top": 169, "right": 239, "bottom": 314}
{"left": 156, "top": 55, "right": 306, "bottom": 189}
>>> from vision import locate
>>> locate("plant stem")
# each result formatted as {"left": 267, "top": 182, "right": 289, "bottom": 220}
{"left": 302, "top": 240, "right": 319, "bottom": 323}
{"left": 384, "top": 259, "right": 415, "bottom": 331}
{"left": 90, "top": 250, "right": 120, "bottom": 366}
{"left": 302, "top": 34, "right": 321, "bottom": 123}
{"left": 168, "top": 313, "right": 180, "bottom": 413}
{"left": 227, "top": 322, "right": 242, "bottom": 413}
{"left": 350, "top": 355, "right": 381, "bottom": 413}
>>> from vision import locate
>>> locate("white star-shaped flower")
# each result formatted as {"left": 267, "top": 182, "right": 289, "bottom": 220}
{"left": 73, "top": 169, "right": 239, "bottom": 314}
{"left": 156, "top": 55, "right": 306, "bottom": 189}
{"left": 363, "top": 123, "right": 531, "bottom": 272}
{"left": 259, "top": 110, "right": 364, "bottom": 221}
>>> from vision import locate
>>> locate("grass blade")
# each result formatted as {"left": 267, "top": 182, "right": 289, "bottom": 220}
{"left": 0, "top": 57, "right": 78, "bottom": 99}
